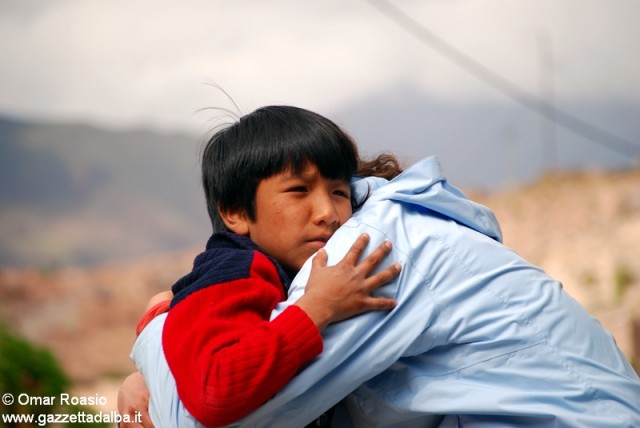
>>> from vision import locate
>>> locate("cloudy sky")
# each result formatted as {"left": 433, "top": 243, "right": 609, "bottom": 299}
{"left": 1, "top": 0, "right": 638, "bottom": 135}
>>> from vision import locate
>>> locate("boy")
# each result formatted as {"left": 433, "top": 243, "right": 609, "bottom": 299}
{"left": 131, "top": 105, "right": 403, "bottom": 427}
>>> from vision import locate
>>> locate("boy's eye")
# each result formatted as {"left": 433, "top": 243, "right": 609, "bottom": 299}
{"left": 333, "top": 189, "right": 351, "bottom": 198}
{"left": 286, "top": 186, "right": 308, "bottom": 193}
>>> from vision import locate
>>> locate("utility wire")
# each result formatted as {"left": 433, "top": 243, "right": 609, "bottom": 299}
{"left": 365, "top": 0, "right": 640, "bottom": 159}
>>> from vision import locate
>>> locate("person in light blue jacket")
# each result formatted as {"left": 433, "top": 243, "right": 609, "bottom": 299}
{"left": 131, "top": 155, "right": 640, "bottom": 427}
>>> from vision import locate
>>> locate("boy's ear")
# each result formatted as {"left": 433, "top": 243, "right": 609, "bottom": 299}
{"left": 219, "top": 208, "right": 251, "bottom": 236}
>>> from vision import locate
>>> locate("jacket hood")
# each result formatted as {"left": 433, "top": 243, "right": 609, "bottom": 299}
{"left": 353, "top": 156, "right": 503, "bottom": 242}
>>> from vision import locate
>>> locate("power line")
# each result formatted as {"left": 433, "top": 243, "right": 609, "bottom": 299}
{"left": 365, "top": 0, "right": 640, "bottom": 159}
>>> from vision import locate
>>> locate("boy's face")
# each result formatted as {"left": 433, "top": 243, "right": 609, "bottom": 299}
{"left": 231, "top": 162, "right": 352, "bottom": 273}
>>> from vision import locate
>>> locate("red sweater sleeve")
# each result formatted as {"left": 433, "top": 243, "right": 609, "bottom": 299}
{"left": 162, "top": 251, "right": 323, "bottom": 427}
{"left": 136, "top": 300, "right": 171, "bottom": 336}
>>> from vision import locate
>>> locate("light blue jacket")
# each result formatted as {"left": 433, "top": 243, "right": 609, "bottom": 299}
{"left": 132, "top": 156, "right": 640, "bottom": 427}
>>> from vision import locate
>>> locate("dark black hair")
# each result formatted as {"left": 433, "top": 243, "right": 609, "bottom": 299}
{"left": 201, "top": 105, "right": 359, "bottom": 232}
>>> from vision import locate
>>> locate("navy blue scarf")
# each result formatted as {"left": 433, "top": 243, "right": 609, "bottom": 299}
{"left": 170, "top": 231, "right": 291, "bottom": 307}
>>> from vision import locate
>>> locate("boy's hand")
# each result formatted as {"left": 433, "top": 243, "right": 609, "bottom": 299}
{"left": 295, "top": 233, "right": 400, "bottom": 330}
{"left": 146, "top": 291, "right": 173, "bottom": 310}
{"left": 117, "top": 371, "right": 154, "bottom": 427}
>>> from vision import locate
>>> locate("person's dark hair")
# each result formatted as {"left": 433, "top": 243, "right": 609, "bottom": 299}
{"left": 202, "top": 105, "right": 361, "bottom": 232}
{"left": 352, "top": 153, "right": 403, "bottom": 206}
{"left": 357, "top": 153, "right": 402, "bottom": 180}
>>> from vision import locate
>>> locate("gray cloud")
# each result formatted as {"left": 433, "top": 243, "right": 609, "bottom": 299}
{"left": 0, "top": 0, "right": 638, "bottom": 133}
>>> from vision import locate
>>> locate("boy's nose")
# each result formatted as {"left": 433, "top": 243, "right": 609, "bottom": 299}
{"left": 312, "top": 193, "right": 339, "bottom": 225}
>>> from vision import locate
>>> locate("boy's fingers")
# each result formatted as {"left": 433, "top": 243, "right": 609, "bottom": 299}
{"left": 364, "top": 296, "right": 397, "bottom": 311}
{"left": 312, "top": 248, "right": 328, "bottom": 267}
{"left": 365, "top": 263, "right": 402, "bottom": 290}
{"left": 341, "top": 233, "right": 370, "bottom": 265}
{"left": 357, "top": 240, "right": 393, "bottom": 274}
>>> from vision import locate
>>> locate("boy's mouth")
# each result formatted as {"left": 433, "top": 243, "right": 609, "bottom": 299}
{"left": 306, "top": 234, "right": 331, "bottom": 248}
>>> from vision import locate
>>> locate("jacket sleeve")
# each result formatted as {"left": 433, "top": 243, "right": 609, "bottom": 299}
{"left": 162, "top": 251, "right": 323, "bottom": 427}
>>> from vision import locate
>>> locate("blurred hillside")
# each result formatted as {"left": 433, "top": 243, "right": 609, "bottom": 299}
{"left": 0, "top": 116, "right": 210, "bottom": 267}
{"left": 0, "top": 166, "right": 638, "bottom": 405}
{"left": 337, "top": 88, "right": 640, "bottom": 190}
